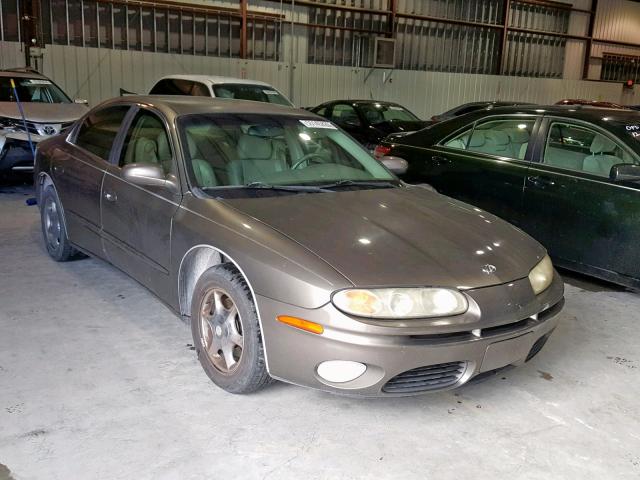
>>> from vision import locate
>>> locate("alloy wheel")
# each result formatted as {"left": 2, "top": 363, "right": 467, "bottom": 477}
{"left": 199, "top": 288, "right": 244, "bottom": 374}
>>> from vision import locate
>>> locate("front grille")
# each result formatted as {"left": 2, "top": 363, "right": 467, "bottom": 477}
{"left": 383, "top": 361, "right": 467, "bottom": 394}
{"left": 25, "top": 121, "right": 74, "bottom": 136}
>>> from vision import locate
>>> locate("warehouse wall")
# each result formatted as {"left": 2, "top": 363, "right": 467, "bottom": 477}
{"left": 0, "top": 41, "right": 25, "bottom": 69}
{"left": 1, "top": 40, "right": 622, "bottom": 118}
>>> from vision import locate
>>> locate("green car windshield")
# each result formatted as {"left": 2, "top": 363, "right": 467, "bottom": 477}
{"left": 178, "top": 114, "right": 396, "bottom": 192}
{"left": 0, "top": 77, "right": 71, "bottom": 103}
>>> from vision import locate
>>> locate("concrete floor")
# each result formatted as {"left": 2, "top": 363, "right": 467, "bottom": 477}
{"left": 1, "top": 184, "right": 639, "bottom": 480}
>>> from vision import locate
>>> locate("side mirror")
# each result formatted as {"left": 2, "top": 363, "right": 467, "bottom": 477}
{"left": 610, "top": 163, "right": 640, "bottom": 183}
{"left": 122, "top": 163, "right": 179, "bottom": 192}
{"left": 74, "top": 98, "right": 88, "bottom": 105}
{"left": 380, "top": 156, "right": 408, "bottom": 175}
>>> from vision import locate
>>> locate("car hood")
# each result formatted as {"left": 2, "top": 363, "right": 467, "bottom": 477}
{"left": 223, "top": 187, "right": 546, "bottom": 289}
{"left": 0, "top": 102, "right": 87, "bottom": 123}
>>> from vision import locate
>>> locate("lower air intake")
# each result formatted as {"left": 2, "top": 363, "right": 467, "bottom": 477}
{"left": 382, "top": 361, "right": 467, "bottom": 394}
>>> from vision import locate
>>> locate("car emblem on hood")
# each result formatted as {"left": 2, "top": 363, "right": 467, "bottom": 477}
{"left": 43, "top": 125, "right": 57, "bottom": 135}
{"left": 482, "top": 264, "right": 497, "bottom": 275}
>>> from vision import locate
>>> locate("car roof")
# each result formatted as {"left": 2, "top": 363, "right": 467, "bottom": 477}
{"left": 156, "top": 74, "right": 274, "bottom": 87}
{"left": 0, "top": 70, "right": 48, "bottom": 79}
{"left": 470, "top": 104, "right": 640, "bottom": 124}
{"left": 320, "top": 99, "right": 404, "bottom": 107}
{"left": 100, "top": 95, "right": 310, "bottom": 117}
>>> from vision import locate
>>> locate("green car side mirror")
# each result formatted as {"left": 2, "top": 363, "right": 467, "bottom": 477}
{"left": 610, "top": 163, "right": 640, "bottom": 183}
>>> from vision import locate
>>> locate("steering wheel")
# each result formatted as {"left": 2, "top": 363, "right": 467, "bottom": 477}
{"left": 291, "top": 153, "right": 327, "bottom": 170}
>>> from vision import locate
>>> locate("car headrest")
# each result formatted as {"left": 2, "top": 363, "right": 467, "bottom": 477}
{"left": 590, "top": 134, "right": 617, "bottom": 154}
{"left": 237, "top": 134, "right": 272, "bottom": 159}
{"left": 484, "top": 130, "right": 510, "bottom": 145}
{"left": 469, "top": 131, "right": 485, "bottom": 147}
{"left": 157, "top": 132, "right": 171, "bottom": 161}
{"left": 134, "top": 137, "right": 158, "bottom": 164}
{"left": 247, "top": 125, "right": 284, "bottom": 138}
{"left": 506, "top": 128, "right": 530, "bottom": 144}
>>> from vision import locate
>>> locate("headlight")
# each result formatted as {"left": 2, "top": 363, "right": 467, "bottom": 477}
{"left": 0, "top": 116, "right": 23, "bottom": 133}
{"left": 528, "top": 255, "right": 554, "bottom": 295}
{"left": 332, "top": 287, "right": 468, "bottom": 319}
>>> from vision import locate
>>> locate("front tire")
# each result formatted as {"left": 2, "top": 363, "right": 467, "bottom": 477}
{"left": 190, "top": 264, "right": 271, "bottom": 394}
{"left": 40, "top": 186, "right": 77, "bottom": 262}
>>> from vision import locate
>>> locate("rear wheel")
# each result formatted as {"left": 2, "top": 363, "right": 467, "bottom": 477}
{"left": 40, "top": 186, "right": 77, "bottom": 262}
{"left": 190, "top": 264, "right": 271, "bottom": 394}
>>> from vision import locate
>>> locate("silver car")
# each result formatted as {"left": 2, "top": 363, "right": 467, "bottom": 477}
{"left": 0, "top": 68, "right": 87, "bottom": 175}
{"left": 35, "top": 96, "right": 564, "bottom": 396}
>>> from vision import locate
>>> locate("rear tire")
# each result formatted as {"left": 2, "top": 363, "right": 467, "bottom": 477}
{"left": 190, "top": 264, "right": 272, "bottom": 394}
{"left": 40, "top": 186, "right": 77, "bottom": 262}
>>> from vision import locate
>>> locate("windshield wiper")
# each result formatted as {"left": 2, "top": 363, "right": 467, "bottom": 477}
{"left": 318, "top": 179, "right": 398, "bottom": 190}
{"left": 243, "top": 181, "right": 333, "bottom": 193}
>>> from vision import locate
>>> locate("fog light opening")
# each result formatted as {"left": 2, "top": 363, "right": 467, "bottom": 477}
{"left": 317, "top": 360, "right": 367, "bottom": 383}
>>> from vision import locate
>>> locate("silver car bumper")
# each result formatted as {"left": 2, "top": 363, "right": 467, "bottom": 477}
{"left": 258, "top": 272, "right": 564, "bottom": 396}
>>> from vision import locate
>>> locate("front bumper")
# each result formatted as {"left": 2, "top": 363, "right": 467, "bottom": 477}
{"left": 0, "top": 133, "right": 42, "bottom": 173}
{"left": 258, "top": 272, "right": 564, "bottom": 396}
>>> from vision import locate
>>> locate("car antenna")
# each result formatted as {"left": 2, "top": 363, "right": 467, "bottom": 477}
{"left": 9, "top": 78, "right": 36, "bottom": 159}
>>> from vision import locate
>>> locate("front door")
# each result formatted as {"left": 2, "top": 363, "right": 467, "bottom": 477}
{"left": 521, "top": 117, "right": 640, "bottom": 280}
{"left": 52, "top": 105, "right": 131, "bottom": 256}
{"left": 100, "top": 107, "right": 182, "bottom": 299}
{"left": 413, "top": 116, "right": 539, "bottom": 226}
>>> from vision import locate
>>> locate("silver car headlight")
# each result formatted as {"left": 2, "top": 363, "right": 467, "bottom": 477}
{"left": 0, "top": 116, "right": 23, "bottom": 133}
{"left": 528, "top": 255, "right": 554, "bottom": 295}
{"left": 332, "top": 287, "right": 468, "bottom": 319}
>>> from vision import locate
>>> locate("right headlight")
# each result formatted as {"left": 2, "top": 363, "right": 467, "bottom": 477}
{"left": 332, "top": 287, "right": 468, "bottom": 319}
{"left": 528, "top": 255, "right": 554, "bottom": 295}
{"left": 0, "top": 116, "right": 23, "bottom": 133}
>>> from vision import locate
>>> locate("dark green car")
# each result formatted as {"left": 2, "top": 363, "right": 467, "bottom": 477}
{"left": 377, "top": 105, "right": 640, "bottom": 288}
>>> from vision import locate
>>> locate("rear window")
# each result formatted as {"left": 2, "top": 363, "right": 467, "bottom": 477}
{"left": 212, "top": 84, "right": 292, "bottom": 106}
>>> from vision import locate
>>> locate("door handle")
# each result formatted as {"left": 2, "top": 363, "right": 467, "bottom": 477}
{"left": 432, "top": 156, "right": 451, "bottom": 166}
{"left": 527, "top": 176, "right": 555, "bottom": 188}
{"left": 104, "top": 191, "right": 117, "bottom": 202}
{"left": 53, "top": 165, "right": 64, "bottom": 175}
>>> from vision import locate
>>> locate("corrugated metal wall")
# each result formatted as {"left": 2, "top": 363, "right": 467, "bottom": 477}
{"left": 0, "top": 41, "right": 26, "bottom": 68}
{"left": 6, "top": 40, "right": 620, "bottom": 118}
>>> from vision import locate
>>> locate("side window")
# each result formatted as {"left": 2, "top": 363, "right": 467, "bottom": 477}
{"left": 314, "top": 106, "right": 327, "bottom": 117}
{"left": 544, "top": 122, "right": 635, "bottom": 177}
{"left": 74, "top": 106, "right": 130, "bottom": 160}
{"left": 330, "top": 104, "right": 361, "bottom": 126}
{"left": 191, "top": 82, "right": 210, "bottom": 97}
{"left": 119, "top": 110, "right": 174, "bottom": 175}
{"left": 443, "top": 119, "right": 535, "bottom": 160}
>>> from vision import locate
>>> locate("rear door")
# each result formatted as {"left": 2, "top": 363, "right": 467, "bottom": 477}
{"left": 53, "top": 105, "right": 131, "bottom": 256}
{"left": 100, "top": 106, "right": 182, "bottom": 299}
{"left": 402, "top": 115, "right": 540, "bottom": 225}
{"left": 521, "top": 117, "right": 640, "bottom": 279}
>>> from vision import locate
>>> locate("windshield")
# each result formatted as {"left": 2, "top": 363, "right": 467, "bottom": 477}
{"left": 358, "top": 103, "right": 420, "bottom": 124}
{"left": 212, "top": 84, "right": 293, "bottom": 106}
{"left": 178, "top": 114, "right": 396, "bottom": 195}
{"left": 0, "top": 77, "right": 71, "bottom": 103}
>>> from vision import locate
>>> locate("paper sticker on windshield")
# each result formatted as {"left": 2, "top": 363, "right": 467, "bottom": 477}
{"left": 263, "top": 90, "right": 279, "bottom": 95}
{"left": 22, "top": 79, "right": 52, "bottom": 85}
{"left": 299, "top": 120, "right": 337, "bottom": 129}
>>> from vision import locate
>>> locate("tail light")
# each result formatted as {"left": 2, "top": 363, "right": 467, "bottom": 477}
{"left": 374, "top": 144, "right": 391, "bottom": 159}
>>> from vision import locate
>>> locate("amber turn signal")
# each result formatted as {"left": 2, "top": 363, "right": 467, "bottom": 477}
{"left": 277, "top": 315, "right": 324, "bottom": 334}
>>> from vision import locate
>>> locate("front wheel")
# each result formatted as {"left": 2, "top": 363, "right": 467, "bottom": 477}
{"left": 40, "top": 186, "right": 78, "bottom": 262}
{"left": 190, "top": 264, "right": 272, "bottom": 394}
